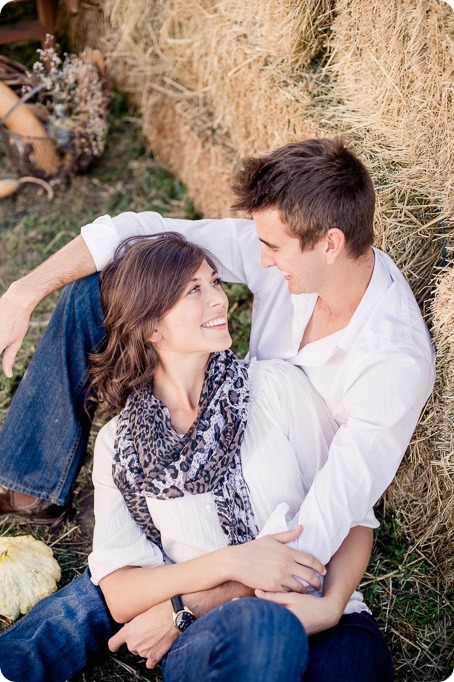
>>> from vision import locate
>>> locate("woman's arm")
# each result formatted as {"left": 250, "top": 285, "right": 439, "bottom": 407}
{"left": 100, "top": 525, "right": 325, "bottom": 623}
{"left": 256, "top": 525, "right": 373, "bottom": 635}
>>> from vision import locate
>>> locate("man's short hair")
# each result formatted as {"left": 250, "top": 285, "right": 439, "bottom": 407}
{"left": 231, "top": 138, "right": 375, "bottom": 258}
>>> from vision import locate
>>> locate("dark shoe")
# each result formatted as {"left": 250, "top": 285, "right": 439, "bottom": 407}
{"left": 0, "top": 486, "right": 68, "bottom": 526}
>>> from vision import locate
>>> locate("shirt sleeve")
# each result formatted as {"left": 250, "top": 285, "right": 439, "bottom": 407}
{"left": 88, "top": 417, "right": 164, "bottom": 585}
{"left": 80, "top": 211, "right": 268, "bottom": 293}
{"left": 289, "top": 351, "right": 435, "bottom": 565}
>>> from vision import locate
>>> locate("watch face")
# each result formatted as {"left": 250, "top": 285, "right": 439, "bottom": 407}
{"left": 175, "top": 610, "right": 196, "bottom": 632}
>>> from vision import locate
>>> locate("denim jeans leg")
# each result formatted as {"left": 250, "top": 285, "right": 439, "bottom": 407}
{"left": 304, "top": 611, "right": 394, "bottom": 682}
{"left": 0, "top": 568, "right": 118, "bottom": 682}
{"left": 162, "top": 598, "right": 308, "bottom": 682}
{"left": 0, "top": 273, "right": 106, "bottom": 505}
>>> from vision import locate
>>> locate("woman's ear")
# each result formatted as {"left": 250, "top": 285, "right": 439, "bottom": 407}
{"left": 149, "top": 328, "right": 163, "bottom": 344}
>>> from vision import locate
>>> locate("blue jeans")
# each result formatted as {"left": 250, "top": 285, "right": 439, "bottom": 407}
{"left": 0, "top": 574, "right": 393, "bottom": 682}
{"left": 0, "top": 569, "right": 118, "bottom": 682}
{"left": 0, "top": 275, "right": 106, "bottom": 505}
{"left": 163, "top": 601, "right": 393, "bottom": 682}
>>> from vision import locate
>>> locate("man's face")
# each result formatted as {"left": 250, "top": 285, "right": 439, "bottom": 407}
{"left": 253, "top": 208, "right": 325, "bottom": 295}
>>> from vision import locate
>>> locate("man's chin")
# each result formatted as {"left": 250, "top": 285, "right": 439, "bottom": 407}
{"left": 286, "top": 279, "right": 304, "bottom": 295}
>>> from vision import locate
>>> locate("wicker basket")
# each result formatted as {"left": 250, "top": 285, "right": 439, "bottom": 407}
{"left": 0, "top": 124, "right": 96, "bottom": 179}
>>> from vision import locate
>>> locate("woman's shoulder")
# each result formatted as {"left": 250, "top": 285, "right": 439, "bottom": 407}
{"left": 96, "top": 415, "right": 120, "bottom": 446}
{"left": 93, "top": 415, "right": 120, "bottom": 474}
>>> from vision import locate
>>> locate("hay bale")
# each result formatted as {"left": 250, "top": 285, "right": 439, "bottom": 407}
{"left": 384, "top": 264, "right": 454, "bottom": 577}
{"left": 153, "top": 0, "right": 327, "bottom": 156}
{"left": 142, "top": 93, "right": 238, "bottom": 218}
{"left": 327, "top": 0, "right": 453, "bottom": 215}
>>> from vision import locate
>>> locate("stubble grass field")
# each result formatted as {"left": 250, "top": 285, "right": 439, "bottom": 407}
{"left": 0, "top": 96, "right": 452, "bottom": 682}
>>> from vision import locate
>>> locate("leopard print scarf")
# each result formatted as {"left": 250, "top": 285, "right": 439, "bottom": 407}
{"left": 112, "top": 349, "right": 259, "bottom": 551}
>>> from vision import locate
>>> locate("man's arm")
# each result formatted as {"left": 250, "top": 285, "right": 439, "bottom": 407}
{"left": 256, "top": 525, "right": 373, "bottom": 636}
{"left": 108, "top": 581, "right": 254, "bottom": 668}
{"left": 288, "top": 354, "right": 434, "bottom": 565}
{"left": 0, "top": 211, "right": 265, "bottom": 376}
{"left": 0, "top": 235, "right": 95, "bottom": 376}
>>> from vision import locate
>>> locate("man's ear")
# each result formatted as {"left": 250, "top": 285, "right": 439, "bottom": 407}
{"left": 324, "top": 228, "right": 345, "bottom": 264}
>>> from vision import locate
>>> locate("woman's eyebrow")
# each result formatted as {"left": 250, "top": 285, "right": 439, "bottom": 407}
{"left": 189, "top": 270, "right": 218, "bottom": 282}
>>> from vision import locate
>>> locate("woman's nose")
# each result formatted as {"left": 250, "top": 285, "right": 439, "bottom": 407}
{"left": 208, "top": 287, "right": 227, "bottom": 308}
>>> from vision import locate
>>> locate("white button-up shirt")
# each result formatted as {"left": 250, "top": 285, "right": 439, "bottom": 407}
{"left": 81, "top": 212, "right": 435, "bottom": 564}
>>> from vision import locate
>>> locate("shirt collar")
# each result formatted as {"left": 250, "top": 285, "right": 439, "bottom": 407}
{"left": 336, "top": 248, "right": 392, "bottom": 353}
{"left": 290, "top": 248, "right": 392, "bottom": 366}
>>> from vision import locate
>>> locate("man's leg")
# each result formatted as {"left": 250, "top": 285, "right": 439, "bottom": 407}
{"left": 0, "top": 273, "right": 106, "bottom": 515}
{"left": 162, "top": 598, "right": 308, "bottom": 682}
{"left": 0, "top": 568, "right": 118, "bottom": 682}
{"left": 304, "top": 611, "right": 394, "bottom": 681}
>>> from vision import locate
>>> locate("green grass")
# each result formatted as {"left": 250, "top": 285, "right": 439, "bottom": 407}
{"left": 0, "top": 99, "right": 452, "bottom": 682}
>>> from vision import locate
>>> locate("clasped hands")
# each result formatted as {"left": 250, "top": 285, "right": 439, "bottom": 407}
{"left": 108, "top": 526, "right": 327, "bottom": 668}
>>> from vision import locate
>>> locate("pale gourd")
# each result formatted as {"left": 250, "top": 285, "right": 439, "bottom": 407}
{"left": 0, "top": 535, "right": 61, "bottom": 621}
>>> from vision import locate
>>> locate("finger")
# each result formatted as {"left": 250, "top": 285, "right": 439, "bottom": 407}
{"left": 146, "top": 633, "right": 177, "bottom": 669}
{"left": 290, "top": 566, "right": 322, "bottom": 591}
{"left": 269, "top": 525, "right": 303, "bottom": 544}
{"left": 290, "top": 549, "right": 326, "bottom": 576}
{"left": 2, "top": 344, "right": 20, "bottom": 378}
{"left": 283, "top": 576, "right": 314, "bottom": 594}
{"left": 108, "top": 630, "right": 127, "bottom": 652}
{"left": 255, "top": 589, "right": 290, "bottom": 606}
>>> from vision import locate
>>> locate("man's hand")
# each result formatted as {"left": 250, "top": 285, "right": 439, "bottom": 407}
{"left": 255, "top": 589, "right": 342, "bottom": 636}
{"left": 108, "top": 582, "right": 255, "bottom": 668}
{"left": 0, "top": 235, "right": 97, "bottom": 377}
{"left": 108, "top": 600, "right": 178, "bottom": 669}
{"left": 0, "top": 285, "right": 35, "bottom": 377}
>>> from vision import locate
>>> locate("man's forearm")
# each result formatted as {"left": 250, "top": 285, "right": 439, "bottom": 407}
{"left": 0, "top": 235, "right": 97, "bottom": 376}
{"left": 184, "top": 582, "right": 254, "bottom": 617}
{"left": 9, "top": 235, "right": 96, "bottom": 308}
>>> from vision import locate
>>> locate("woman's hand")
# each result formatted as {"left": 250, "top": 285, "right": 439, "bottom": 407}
{"left": 224, "top": 526, "right": 326, "bottom": 593}
{"left": 255, "top": 589, "right": 342, "bottom": 636}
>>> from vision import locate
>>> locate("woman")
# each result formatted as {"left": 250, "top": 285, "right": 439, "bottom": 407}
{"left": 0, "top": 233, "right": 392, "bottom": 682}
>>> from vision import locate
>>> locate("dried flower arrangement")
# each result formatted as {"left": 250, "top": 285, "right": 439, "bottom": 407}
{"left": 0, "top": 38, "right": 110, "bottom": 178}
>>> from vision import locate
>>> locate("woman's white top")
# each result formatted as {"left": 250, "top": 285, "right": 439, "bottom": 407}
{"left": 89, "top": 359, "right": 378, "bottom": 614}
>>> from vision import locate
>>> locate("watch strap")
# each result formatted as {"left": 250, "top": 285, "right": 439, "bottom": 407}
{"left": 171, "top": 595, "right": 185, "bottom": 613}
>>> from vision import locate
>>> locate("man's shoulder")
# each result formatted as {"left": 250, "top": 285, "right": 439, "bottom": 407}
{"left": 348, "top": 249, "right": 434, "bottom": 362}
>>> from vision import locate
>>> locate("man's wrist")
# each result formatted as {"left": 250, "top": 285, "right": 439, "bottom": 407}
{"left": 184, "top": 582, "right": 254, "bottom": 618}
{"left": 7, "top": 277, "right": 48, "bottom": 311}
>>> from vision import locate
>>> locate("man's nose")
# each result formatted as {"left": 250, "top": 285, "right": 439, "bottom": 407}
{"left": 261, "top": 247, "right": 275, "bottom": 268}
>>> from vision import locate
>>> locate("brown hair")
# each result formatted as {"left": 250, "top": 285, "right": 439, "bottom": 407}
{"left": 231, "top": 138, "right": 375, "bottom": 257}
{"left": 88, "top": 232, "right": 217, "bottom": 415}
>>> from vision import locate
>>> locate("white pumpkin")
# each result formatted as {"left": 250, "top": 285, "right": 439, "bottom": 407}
{"left": 0, "top": 535, "right": 61, "bottom": 621}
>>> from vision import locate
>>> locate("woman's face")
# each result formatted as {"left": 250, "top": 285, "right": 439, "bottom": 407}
{"left": 152, "top": 260, "right": 232, "bottom": 355}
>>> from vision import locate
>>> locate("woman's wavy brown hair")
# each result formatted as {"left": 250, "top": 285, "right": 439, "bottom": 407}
{"left": 88, "top": 232, "right": 217, "bottom": 415}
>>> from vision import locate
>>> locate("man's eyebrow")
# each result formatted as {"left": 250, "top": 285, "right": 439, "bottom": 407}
{"left": 259, "top": 238, "right": 279, "bottom": 249}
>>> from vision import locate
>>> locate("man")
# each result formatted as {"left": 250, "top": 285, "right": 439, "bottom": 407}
{"left": 0, "top": 138, "right": 433, "bottom": 678}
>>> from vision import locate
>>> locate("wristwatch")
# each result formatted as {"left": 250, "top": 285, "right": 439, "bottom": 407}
{"left": 171, "top": 595, "right": 196, "bottom": 633}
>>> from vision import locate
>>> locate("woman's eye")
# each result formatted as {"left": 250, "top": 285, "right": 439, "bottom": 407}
{"left": 212, "top": 277, "right": 223, "bottom": 286}
{"left": 188, "top": 285, "right": 200, "bottom": 294}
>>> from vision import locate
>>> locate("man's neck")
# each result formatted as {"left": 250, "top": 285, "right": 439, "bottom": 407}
{"left": 300, "top": 249, "right": 375, "bottom": 348}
